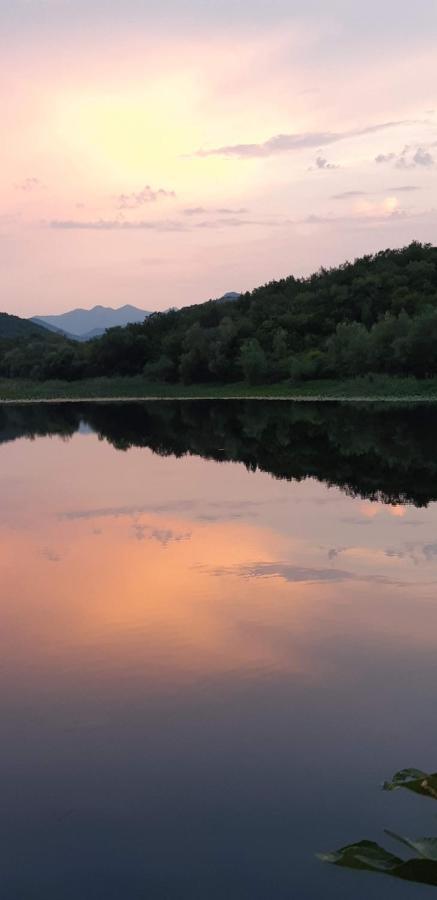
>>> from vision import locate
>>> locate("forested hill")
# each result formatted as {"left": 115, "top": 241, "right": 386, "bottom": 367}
{"left": 1, "top": 242, "right": 437, "bottom": 382}
{"left": 0, "top": 313, "right": 57, "bottom": 341}
{"left": 133, "top": 241, "right": 437, "bottom": 384}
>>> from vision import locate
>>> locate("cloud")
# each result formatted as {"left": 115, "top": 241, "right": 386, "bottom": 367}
{"left": 332, "top": 191, "right": 367, "bottom": 200}
{"left": 50, "top": 218, "right": 188, "bottom": 231}
{"left": 42, "top": 547, "right": 61, "bottom": 563}
{"left": 132, "top": 522, "right": 191, "bottom": 546}
{"left": 295, "top": 205, "right": 437, "bottom": 230}
{"left": 49, "top": 214, "right": 285, "bottom": 231}
{"left": 376, "top": 146, "right": 434, "bottom": 169}
{"left": 207, "top": 561, "right": 398, "bottom": 584}
{"left": 313, "top": 156, "right": 339, "bottom": 170}
{"left": 193, "top": 120, "right": 410, "bottom": 159}
{"left": 182, "top": 206, "right": 248, "bottom": 216}
{"left": 61, "top": 497, "right": 274, "bottom": 521}
{"left": 116, "top": 185, "right": 176, "bottom": 210}
{"left": 332, "top": 186, "right": 419, "bottom": 200}
{"left": 48, "top": 204, "right": 436, "bottom": 236}
{"left": 385, "top": 541, "right": 437, "bottom": 565}
{"left": 410, "top": 147, "right": 434, "bottom": 167}
{"left": 387, "top": 184, "right": 420, "bottom": 192}
{"left": 397, "top": 146, "right": 434, "bottom": 169}
{"left": 15, "top": 177, "right": 42, "bottom": 192}
{"left": 216, "top": 207, "right": 248, "bottom": 214}
{"left": 375, "top": 152, "right": 397, "bottom": 164}
{"left": 192, "top": 216, "right": 280, "bottom": 230}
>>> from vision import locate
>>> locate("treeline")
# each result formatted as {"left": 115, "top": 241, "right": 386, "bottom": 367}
{"left": 2, "top": 242, "right": 437, "bottom": 383}
{"left": 2, "top": 400, "right": 437, "bottom": 506}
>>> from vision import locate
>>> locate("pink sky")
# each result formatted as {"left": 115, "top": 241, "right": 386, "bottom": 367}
{"left": 1, "top": 1, "right": 437, "bottom": 315}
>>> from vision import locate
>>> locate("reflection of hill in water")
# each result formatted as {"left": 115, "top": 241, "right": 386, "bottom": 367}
{"left": 1, "top": 400, "right": 436, "bottom": 507}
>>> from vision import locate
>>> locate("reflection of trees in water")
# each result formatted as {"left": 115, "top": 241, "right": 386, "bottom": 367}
{"left": 1, "top": 400, "right": 437, "bottom": 507}
{"left": 320, "top": 769, "right": 437, "bottom": 888}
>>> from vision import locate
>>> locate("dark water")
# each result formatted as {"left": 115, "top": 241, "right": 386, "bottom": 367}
{"left": 2, "top": 400, "right": 437, "bottom": 899}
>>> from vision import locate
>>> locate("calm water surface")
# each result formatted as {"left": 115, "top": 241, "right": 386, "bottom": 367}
{"left": 2, "top": 401, "right": 437, "bottom": 899}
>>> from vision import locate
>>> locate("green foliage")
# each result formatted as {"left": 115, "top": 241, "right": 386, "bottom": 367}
{"left": 0, "top": 313, "right": 53, "bottom": 340}
{"left": 321, "top": 767, "right": 437, "bottom": 888}
{"left": 0, "top": 314, "right": 79, "bottom": 380}
{"left": 384, "top": 768, "right": 437, "bottom": 799}
{"left": 320, "top": 839, "right": 437, "bottom": 886}
{"left": 239, "top": 338, "right": 267, "bottom": 384}
{"left": 2, "top": 242, "right": 437, "bottom": 383}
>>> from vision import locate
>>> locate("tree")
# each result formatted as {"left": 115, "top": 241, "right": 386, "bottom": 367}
{"left": 239, "top": 338, "right": 267, "bottom": 384}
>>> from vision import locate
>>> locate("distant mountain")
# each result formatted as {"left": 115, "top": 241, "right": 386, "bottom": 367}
{"left": 0, "top": 313, "right": 60, "bottom": 341}
{"left": 74, "top": 327, "right": 109, "bottom": 342}
{"left": 31, "top": 304, "right": 152, "bottom": 338}
{"left": 30, "top": 319, "right": 75, "bottom": 339}
{"left": 31, "top": 296, "right": 240, "bottom": 340}
{"left": 215, "top": 291, "right": 241, "bottom": 303}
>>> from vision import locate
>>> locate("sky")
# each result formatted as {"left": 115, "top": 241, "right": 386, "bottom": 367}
{"left": 1, "top": 0, "right": 437, "bottom": 316}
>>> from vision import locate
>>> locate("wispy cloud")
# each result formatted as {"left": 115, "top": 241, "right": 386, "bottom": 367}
{"left": 207, "top": 561, "right": 399, "bottom": 585}
{"left": 388, "top": 184, "right": 421, "bottom": 192}
{"left": 116, "top": 185, "right": 176, "bottom": 210}
{"left": 49, "top": 214, "right": 285, "bottom": 231}
{"left": 50, "top": 218, "right": 187, "bottom": 231}
{"left": 332, "top": 191, "right": 367, "bottom": 200}
{"left": 193, "top": 121, "right": 411, "bottom": 159}
{"left": 182, "top": 206, "right": 248, "bottom": 216}
{"left": 61, "top": 498, "right": 274, "bottom": 522}
{"left": 48, "top": 204, "right": 435, "bottom": 235}
{"left": 332, "top": 186, "right": 420, "bottom": 200}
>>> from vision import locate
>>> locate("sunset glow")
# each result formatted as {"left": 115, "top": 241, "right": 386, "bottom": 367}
{"left": 1, "top": 1, "right": 436, "bottom": 314}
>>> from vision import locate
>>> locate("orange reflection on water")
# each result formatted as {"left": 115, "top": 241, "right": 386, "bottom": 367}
{"left": 0, "top": 509, "right": 326, "bottom": 691}
{"left": 3, "top": 432, "right": 437, "bottom": 710}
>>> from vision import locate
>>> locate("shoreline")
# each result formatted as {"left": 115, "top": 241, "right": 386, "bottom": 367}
{"left": 2, "top": 394, "right": 437, "bottom": 404}
{"left": 2, "top": 375, "right": 437, "bottom": 403}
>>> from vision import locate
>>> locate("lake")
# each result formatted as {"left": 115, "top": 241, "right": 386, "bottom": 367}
{"left": 2, "top": 400, "right": 437, "bottom": 899}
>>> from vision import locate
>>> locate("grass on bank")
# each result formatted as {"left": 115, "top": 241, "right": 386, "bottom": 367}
{"left": 2, "top": 374, "right": 437, "bottom": 401}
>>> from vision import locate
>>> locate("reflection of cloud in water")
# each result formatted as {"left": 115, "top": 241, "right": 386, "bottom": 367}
{"left": 41, "top": 547, "right": 61, "bottom": 563}
{"left": 327, "top": 547, "right": 347, "bottom": 561}
{"left": 61, "top": 498, "right": 283, "bottom": 523}
{"left": 397, "top": 520, "right": 427, "bottom": 527}
{"left": 206, "top": 562, "right": 400, "bottom": 585}
{"left": 132, "top": 523, "right": 191, "bottom": 547}
{"left": 386, "top": 542, "right": 437, "bottom": 565}
{"left": 341, "top": 517, "right": 373, "bottom": 527}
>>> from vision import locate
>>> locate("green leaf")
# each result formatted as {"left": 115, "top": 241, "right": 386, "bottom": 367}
{"left": 384, "top": 768, "right": 437, "bottom": 800}
{"left": 320, "top": 840, "right": 437, "bottom": 887}
{"left": 318, "top": 840, "right": 403, "bottom": 873}
{"left": 385, "top": 830, "right": 437, "bottom": 861}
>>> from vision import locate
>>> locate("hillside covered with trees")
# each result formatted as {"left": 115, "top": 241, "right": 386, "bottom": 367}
{"left": 0, "top": 313, "right": 60, "bottom": 341}
{"left": 2, "top": 242, "right": 437, "bottom": 384}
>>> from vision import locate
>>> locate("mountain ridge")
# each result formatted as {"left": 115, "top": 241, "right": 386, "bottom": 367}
{"left": 31, "top": 304, "right": 152, "bottom": 337}
{"left": 31, "top": 294, "right": 241, "bottom": 339}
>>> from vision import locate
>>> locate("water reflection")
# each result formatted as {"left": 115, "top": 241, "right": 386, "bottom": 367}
{"left": 2, "top": 401, "right": 437, "bottom": 899}
{"left": 2, "top": 399, "right": 437, "bottom": 505}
